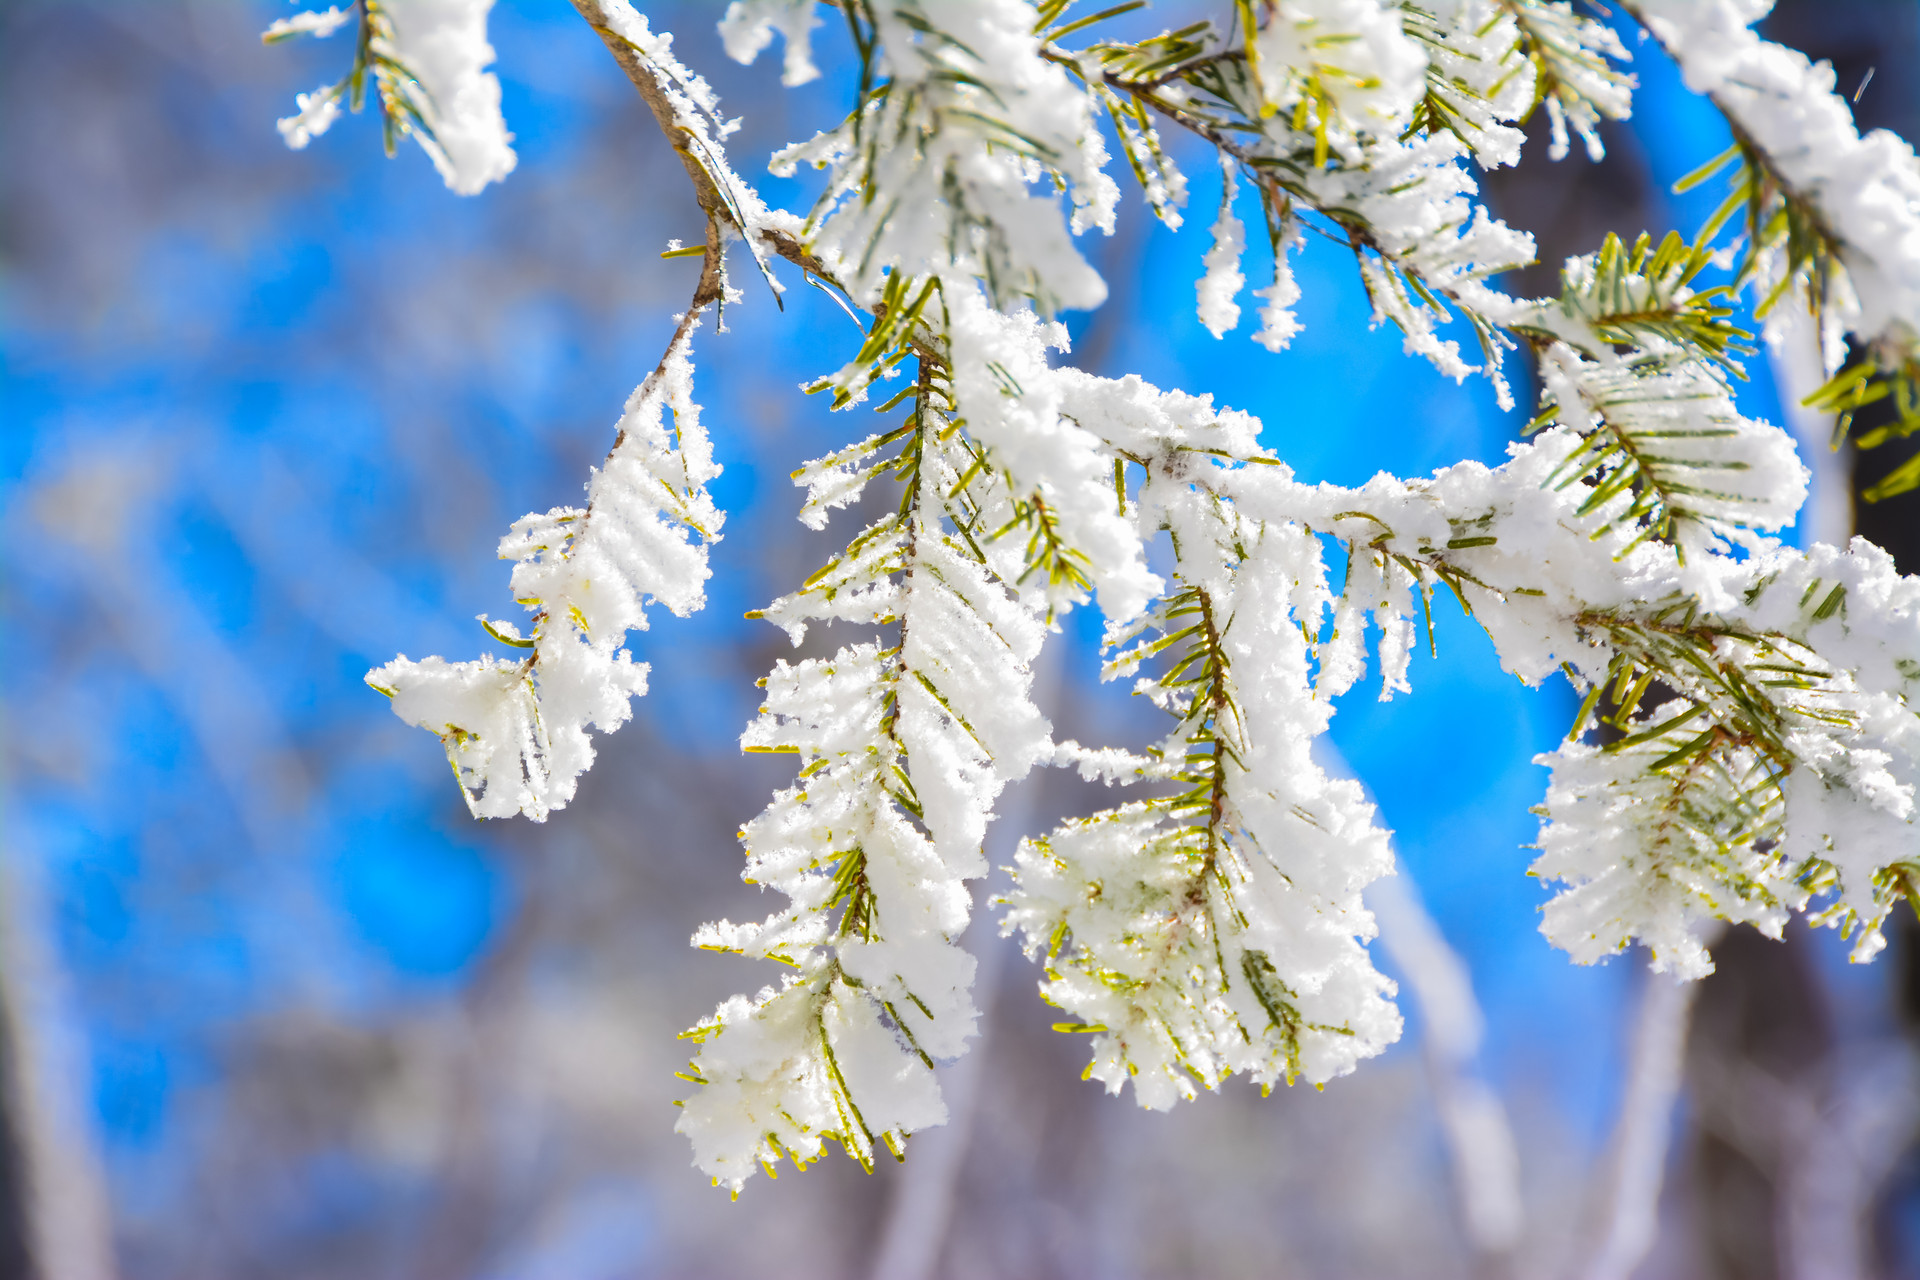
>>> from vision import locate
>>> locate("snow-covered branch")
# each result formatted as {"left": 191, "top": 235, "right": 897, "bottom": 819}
{"left": 367, "top": 231, "right": 727, "bottom": 819}
{"left": 265, "top": 0, "right": 1920, "bottom": 1209}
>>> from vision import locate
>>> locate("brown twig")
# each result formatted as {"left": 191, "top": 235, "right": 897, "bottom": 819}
{"left": 567, "top": 0, "right": 853, "bottom": 295}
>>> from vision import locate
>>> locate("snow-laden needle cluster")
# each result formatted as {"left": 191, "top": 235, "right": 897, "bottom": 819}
{"left": 364, "top": 321, "right": 723, "bottom": 819}
{"left": 269, "top": 0, "right": 1920, "bottom": 1194}
{"left": 265, "top": 0, "right": 516, "bottom": 193}
{"left": 1623, "top": 0, "right": 1920, "bottom": 498}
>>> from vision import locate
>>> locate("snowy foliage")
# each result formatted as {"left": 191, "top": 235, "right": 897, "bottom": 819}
{"left": 272, "top": 0, "right": 1920, "bottom": 1195}
{"left": 367, "top": 320, "right": 722, "bottom": 820}
{"left": 1625, "top": 0, "right": 1920, "bottom": 498}
{"left": 266, "top": 0, "right": 515, "bottom": 193}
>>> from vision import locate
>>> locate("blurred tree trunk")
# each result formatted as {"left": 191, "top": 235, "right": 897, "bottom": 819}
{"left": 0, "top": 989, "right": 35, "bottom": 1280}
{"left": 1683, "top": 927, "right": 1834, "bottom": 1280}
{"left": 0, "top": 861, "right": 119, "bottom": 1280}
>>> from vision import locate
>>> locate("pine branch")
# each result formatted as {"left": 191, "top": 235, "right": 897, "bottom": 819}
{"left": 1061, "top": 37, "right": 1532, "bottom": 395}
{"left": 1496, "top": 0, "right": 1633, "bottom": 161}
{"left": 1621, "top": 0, "right": 1920, "bottom": 496}
{"left": 365, "top": 232, "right": 728, "bottom": 819}
{"left": 681, "top": 324, "right": 1059, "bottom": 1188}
{"left": 1403, "top": 2, "right": 1533, "bottom": 167}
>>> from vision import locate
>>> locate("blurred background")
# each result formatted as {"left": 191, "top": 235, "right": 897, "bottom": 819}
{"left": 4, "top": 1, "right": 1920, "bottom": 1276}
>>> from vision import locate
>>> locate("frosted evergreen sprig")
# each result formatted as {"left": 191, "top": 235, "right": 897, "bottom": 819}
{"left": 1624, "top": 0, "right": 1920, "bottom": 498}
{"left": 681, "top": 347, "right": 1055, "bottom": 1191}
{"left": 1498, "top": 0, "right": 1635, "bottom": 161}
{"left": 265, "top": 0, "right": 516, "bottom": 194}
{"left": 1538, "top": 546, "right": 1920, "bottom": 979}
{"left": 1004, "top": 384, "right": 1403, "bottom": 1106}
{"left": 1404, "top": 1, "right": 1535, "bottom": 168}
{"left": 1060, "top": 9, "right": 1541, "bottom": 398}
{"left": 366, "top": 234, "right": 729, "bottom": 820}
{"left": 769, "top": 0, "right": 1118, "bottom": 313}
